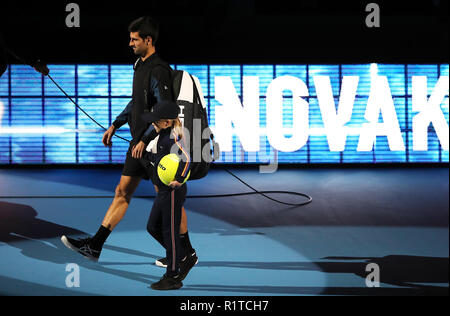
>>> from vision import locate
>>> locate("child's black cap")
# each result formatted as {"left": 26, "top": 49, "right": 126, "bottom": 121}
{"left": 142, "top": 101, "right": 180, "bottom": 123}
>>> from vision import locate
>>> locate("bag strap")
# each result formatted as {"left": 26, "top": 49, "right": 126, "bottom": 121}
{"left": 143, "top": 62, "right": 173, "bottom": 107}
{"left": 189, "top": 74, "right": 205, "bottom": 113}
{"left": 188, "top": 74, "right": 219, "bottom": 161}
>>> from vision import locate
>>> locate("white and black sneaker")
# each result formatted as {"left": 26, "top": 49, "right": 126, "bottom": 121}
{"left": 155, "top": 250, "right": 198, "bottom": 269}
{"left": 151, "top": 273, "right": 183, "bottom": 290}
{"left": 155, "top": 257, "right": 169, "bottom": 268}
{"left": 179, "top": 251, "right": 198, "bottom": 281}
{"left": 61, "top": 235, "right": 100, "bottom": 262}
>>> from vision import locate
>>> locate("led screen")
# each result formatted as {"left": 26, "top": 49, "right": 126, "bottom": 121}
{"left": 0, "top": 63, "right": 448, "bottom": 164}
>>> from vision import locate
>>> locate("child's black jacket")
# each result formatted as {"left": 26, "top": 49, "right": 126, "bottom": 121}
{"left": 145, "top": 127, "right": 191, "bottom": 190}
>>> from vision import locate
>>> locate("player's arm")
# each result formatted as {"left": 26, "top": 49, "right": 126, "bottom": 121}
{"left": 103, "top": 100, "right": 133, "bottom": 147}
{"left": 141, "top": 66, "right": 173, "bottom": 145}
{"left": 112, "top": 100, "right": 133, "bottom": 130}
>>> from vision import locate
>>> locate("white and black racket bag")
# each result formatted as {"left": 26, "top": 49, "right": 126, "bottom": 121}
{"left": 145, "top": 64, "right": 219, "bottom": 180}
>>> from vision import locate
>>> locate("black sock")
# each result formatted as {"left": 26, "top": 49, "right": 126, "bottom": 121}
{"left": 91, "top": 225, "right": 111, "bottom": 250}
{"left": 180, "top": 231, "right": 194, "bottom": 255}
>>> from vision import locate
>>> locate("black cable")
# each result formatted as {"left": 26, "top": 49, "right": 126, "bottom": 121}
{"left": 0, "top": 191, "right": 311, "bottom": 206}
{"left": 222, "top": 170, "right": 312, "bottom": 206}
{"left": 44, "top": 72, "right": 312, "bottom": 207}
{"left": 47, "top": 74, "right": 130, "bottom": 143}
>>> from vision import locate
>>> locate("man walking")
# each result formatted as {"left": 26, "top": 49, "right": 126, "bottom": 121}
{"left": 61, "top": 17, "right": 197, "bottom": 273}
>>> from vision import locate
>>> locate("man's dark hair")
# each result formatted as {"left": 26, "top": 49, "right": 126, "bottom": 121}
{"left": 128, "top": 16, "right": 159, "bottom": 45}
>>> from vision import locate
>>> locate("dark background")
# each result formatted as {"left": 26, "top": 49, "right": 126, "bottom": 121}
{"left": 1, "top": 0, "right": 449, "bottom": 65}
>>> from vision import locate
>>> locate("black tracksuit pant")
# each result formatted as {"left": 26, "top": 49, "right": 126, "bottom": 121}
{"left": 147, "top": 184, "right": 187, "bottom": 276}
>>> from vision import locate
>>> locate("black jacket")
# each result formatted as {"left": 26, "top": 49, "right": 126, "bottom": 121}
{"left": 113, "top": 52, "right": 173, "bottom": 146}
{"left": 146, "top": 127, "right": 191, "bottom": 190}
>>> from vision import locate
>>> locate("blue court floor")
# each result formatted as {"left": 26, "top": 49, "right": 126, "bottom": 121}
{"left": 0, "top": 166, "right": 448, "bottom": 296}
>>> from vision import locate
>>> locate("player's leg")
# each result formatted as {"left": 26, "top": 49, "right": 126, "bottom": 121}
{"left": 102, "top": 175, "right": 141, "bottom": 230}
{"left": 61, "top": 175, "right": 141, "bottom": 261}
{"left": 180, "top": 206, "right": 196, "bottom": 257}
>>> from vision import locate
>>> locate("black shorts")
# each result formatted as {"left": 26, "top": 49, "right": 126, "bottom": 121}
{"left": 122, "top": 147, "right": 157, "bottom": 183}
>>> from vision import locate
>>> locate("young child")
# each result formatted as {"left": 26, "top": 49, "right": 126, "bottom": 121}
{"left": 143, "top": 100, "right": 193, "bottom": 290}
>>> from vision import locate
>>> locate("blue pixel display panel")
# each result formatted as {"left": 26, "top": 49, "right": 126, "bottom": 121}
{"left": 0, "top": 63, "right": 448, "bottom": 164}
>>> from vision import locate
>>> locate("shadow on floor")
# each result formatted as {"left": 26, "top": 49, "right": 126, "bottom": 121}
{"left": 182, "top": 284, "right": 447, "bottom": 295}
{"left": 0, "top": 201, "right": 162, "bottom": 287}
{"left": 196, "top": 255, "right": 448, "bottom": 290}
{"left": 0, "top": 201, "right": 448, "bottom": 295}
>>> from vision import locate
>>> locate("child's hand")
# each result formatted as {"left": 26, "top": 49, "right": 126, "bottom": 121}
{"left": 169, "top": 180, "right": 182, "bottom": 189}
